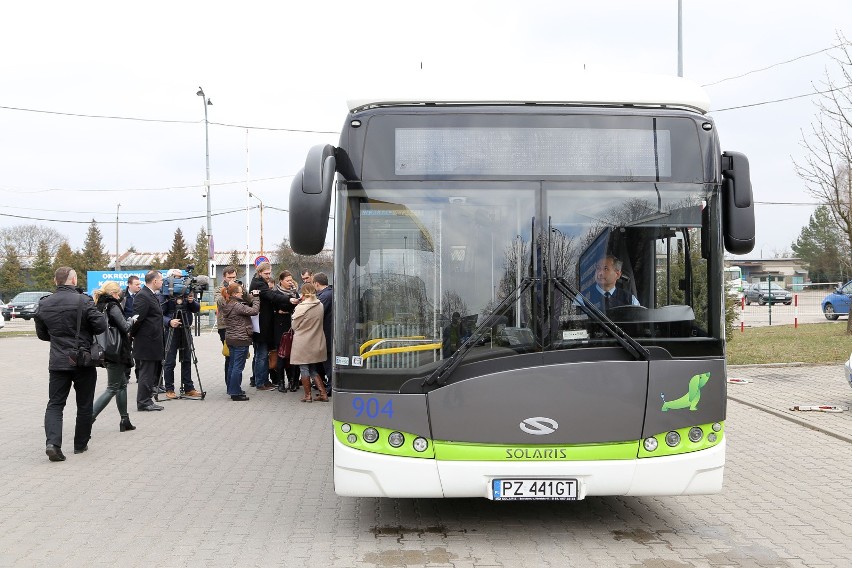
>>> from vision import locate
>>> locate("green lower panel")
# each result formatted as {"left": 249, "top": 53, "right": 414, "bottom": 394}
{"left": 433, "top": 441, "right": 638, "bottom": 461}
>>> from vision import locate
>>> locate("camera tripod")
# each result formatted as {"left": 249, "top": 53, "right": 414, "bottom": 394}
{"left": 155, "top": 307, "right": 206, "bottom": 401}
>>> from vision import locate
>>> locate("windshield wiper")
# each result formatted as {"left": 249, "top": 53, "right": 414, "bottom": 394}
{"left": 551, "top": 277, "right": 650, "bottom": 361}
{"left": 423, "top": 277, "right": 535, "bottom": 387}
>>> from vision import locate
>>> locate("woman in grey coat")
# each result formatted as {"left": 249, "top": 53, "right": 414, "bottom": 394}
{"left": 289, "top": 283, "right": 328, "bottom": 402}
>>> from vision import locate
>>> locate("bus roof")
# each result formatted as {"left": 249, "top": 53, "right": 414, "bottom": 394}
{"left": 348, "top": 73, "right": 711, "bottom": 114}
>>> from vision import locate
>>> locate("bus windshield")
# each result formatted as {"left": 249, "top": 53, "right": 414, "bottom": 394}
{"left": 336, "top": 181, "right": 717, "bottom": 384}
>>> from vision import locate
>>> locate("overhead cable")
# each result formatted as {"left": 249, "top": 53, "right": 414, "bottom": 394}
{"left": 702, "top": 44, "right": 843, "bottom": 88}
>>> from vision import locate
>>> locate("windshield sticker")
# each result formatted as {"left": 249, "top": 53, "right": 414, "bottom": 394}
{"left": 351, "top": 356, "right": 363, "bottom": 367}
{"left": 335, "top": 356, "right": 350, "bottom": 366}
{"left": 661, "top": 372, "right": 710, "bottom": 411}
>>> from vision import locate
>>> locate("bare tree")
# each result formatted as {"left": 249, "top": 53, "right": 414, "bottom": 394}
{"left": 792, "top": 33, "right": 852, "bottom": 331}
{"left": 0, "top": 225, "right": 67, "bottom": 258}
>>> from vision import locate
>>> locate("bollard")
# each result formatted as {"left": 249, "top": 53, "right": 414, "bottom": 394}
{"left": 794, "top": 294, "right": 798, "bottom": 329}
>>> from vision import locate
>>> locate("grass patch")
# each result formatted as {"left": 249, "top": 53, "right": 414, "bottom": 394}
{"left": 0, "top": 330, "right": 38, "bottom": 338}
{"left": 727, "top": 322, "right": 852, "bottom": 365}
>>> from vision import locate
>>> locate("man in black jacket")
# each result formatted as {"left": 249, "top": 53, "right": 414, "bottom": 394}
{"left": 131, "top": 270, "right": 166, "bottom": 412}
{"left": 249, "top": 262, "right": 286, "bottom": 391}
{"left": 34, "top": 267, "right": 108, "bottom": 462}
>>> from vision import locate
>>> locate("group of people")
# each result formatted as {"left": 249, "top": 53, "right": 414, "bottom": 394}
{"left": 216, "top": 264, "right": 333, "bottom": 403}
{"left": 36, "top": 262, "right": 321, "bottom": 462}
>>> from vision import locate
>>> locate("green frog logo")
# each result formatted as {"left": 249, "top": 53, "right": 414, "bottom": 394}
{"left": 660, "top": 372, "right": 710, "bottom": 411}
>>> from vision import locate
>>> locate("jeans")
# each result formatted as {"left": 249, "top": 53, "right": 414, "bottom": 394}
{"left": 218, "top": 328, "right": 230, "bottom": 387}
{"left": 93, "top": 361, "right": 130, "bottom": 420}
{"left": 252, "top": 339, "right": 270, "bottom": 388}
{"left": 227, "top": 345, "right": 249, "bottom": 395}
{"left": 163, "top": 332, "right": 194, "bottom": 392}
{"left": 45, "top": 367, "right": 97, "bottom": 450}
{"left": 299, "top": 363, "right": 320, "bottom": 378}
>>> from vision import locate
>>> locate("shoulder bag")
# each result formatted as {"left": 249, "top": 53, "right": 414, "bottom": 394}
{"left": 94, "top": 304, "right": 122, "bottom": 360}
{"left": 278, "top": 328, "right": 294, "bottom": 359}
{"left": 70, "top": 295, "right": 105, "bottom": 368}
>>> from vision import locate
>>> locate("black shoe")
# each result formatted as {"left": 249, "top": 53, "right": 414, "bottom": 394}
{"left": 249, "top": 377, "right": 256, "bottom": 387}
{"left": 137, "top": 403, "right": 164, "bottom": 411}
{"left": 45, "top": 444, "right": 66, "bottom": 462}
{"left": 153, "top": 385, "right": 166, "bottom": 394}
{"left": 231, "top": 394, "right": 250, "bottom": 401}
{"left": 73, "top": 445, "right": 88, "bottom": 454}
{"left": 120, "top": 417, "right": 136, "bottom": 432}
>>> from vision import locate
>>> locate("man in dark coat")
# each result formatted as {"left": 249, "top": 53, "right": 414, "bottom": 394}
{"left": 313, "top": 272, "right": 333, "bottom": 392}
{"left": 249, "top": 262, "right": 290, "bottom": 391}
{"left": 121, "top": 274, "right": 142, "bottom": 383}
{"left": 131, "top": 270, "right": 166, "bottom": 411}
{"left": 34, "top": 267, "right": 108, "bottom": 462}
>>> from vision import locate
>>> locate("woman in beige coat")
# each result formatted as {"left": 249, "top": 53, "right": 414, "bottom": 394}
{"left": 290, "top": 283, "right": 328, "bottom": 402}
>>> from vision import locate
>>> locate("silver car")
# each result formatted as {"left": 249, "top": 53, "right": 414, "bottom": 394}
{"left": 744, "top": 282, "right": 792, "bottom": 306}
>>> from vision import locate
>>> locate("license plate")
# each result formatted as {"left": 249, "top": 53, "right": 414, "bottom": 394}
{"left": 491, "top": 478, "right": 580, "bottom": 501}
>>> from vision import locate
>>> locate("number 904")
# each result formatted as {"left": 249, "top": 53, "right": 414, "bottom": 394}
{"left": 352, "top": 397, "right": 393, "bottom": 419}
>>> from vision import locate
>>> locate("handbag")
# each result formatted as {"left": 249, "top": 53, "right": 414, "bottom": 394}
{"left": 268, "top": 350, "right": 278, "bottom": 370}
{"left": 94, "top": 305, "right": 122, "bottom": 360}
{"left": 277, "top": 328, "right": 294, "bottom": 358}
{"left": 69, "top": 295, "right": 105, "bottom": 368}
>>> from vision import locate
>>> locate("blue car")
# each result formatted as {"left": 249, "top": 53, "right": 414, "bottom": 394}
{"left": 821, "top": 280, "right": 852, "bottom": 320}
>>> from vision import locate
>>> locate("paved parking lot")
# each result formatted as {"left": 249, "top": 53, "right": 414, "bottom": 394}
{"left": 2, "top": 323, "right": 852, "bottom": 567}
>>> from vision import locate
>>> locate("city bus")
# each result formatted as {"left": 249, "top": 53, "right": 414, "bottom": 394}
{"left": 288, "top": 75, "right": 754, "bottom": 500}
{"left": 724, "top": 266, "right": 744, "bottom": 299}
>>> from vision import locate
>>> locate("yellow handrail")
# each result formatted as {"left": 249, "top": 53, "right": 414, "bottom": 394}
{"left": 359, "top": 336, "right": 426, "bottom": 355}
{"left": 361, "top": 343, "right": 442, "bottom": 360}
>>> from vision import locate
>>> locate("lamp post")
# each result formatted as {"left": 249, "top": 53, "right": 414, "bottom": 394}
{"left": 197, "top": 87, "right": 214, "bottom": 277}
{"left": 115, "top": 203, "right": 121, "bottom": 270}
{"left": 249, "top": 192, "right": 265, "bottom": 256}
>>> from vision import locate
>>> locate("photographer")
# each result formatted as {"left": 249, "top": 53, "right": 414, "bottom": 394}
{"left": 35, "top": 267, "right": 108, "bottom": 461}
{"left": 160, "top": 268, "right": 202, "bottom": 399}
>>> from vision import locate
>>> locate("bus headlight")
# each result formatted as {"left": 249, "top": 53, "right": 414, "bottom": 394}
{"left": 341, "top": 423, "right": 352, "bottom": 433}
{"left": 665, "top": 431, "right": 681, "bottom": 447}
{"left": 712, "top": 422, "right": 722, "bottom": 432}
{"left": 388, "top": 432, "right": 405, "bottom": 448}
{"left": 688, "top": 427, "right": 703, "bottom": 443}
{"left": 413, "top": 437, "right": 428, "bottom": 452}
{"left": 363, "top": 428, "right": 379, "bottom": 443}
{"left": 643, "top": 437, "right": 658, "bottom": 452}
{"left": 347, "top": 434, "right": 357, "bottom": 444}
{"left": 707, "top": 433, "right": 717, "bottom": 443}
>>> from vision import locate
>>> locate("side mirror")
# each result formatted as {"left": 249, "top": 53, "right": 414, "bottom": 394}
{"left": 721, "top": 151, "right": 755, "bottom": 255}
{"left": 289, "top": 145, "right": 336, "bottom": 255}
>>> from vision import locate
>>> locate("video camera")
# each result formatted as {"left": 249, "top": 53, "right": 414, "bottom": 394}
{"left": 162, "top": 264, "right": 210, "bottom": 299}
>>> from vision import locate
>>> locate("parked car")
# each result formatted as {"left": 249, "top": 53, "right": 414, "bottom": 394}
{"left": 1, "top": 291, "right": 51, "bottom": 321}
{"left": 821, "top": 280, "right": 852, "bottom": 320}
{"left": 744, "top": 282, "right": 792, "bottom": 306}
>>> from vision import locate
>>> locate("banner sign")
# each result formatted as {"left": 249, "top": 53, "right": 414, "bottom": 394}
{"left": 86, "top": 271, "right": 147, "bottom": 296}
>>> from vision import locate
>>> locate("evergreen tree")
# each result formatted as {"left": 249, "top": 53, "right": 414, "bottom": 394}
{"left": 193, "top": 227, "right": 209, "bottom": 276}
{"left": 0, "top": 245, "right": 25, "bottom": 299}
{"left": 165, "top": 228, "right": 191, "bottom": 269}
{"left": 77, "top": 220, "right": 109, "bottom": 289}
{"left": 52, "top": 241, "right": 76, "bottom": 273}
{"left": 31, "top": 239, "right": 55, "bottom": 291}
{"left": 150, "top": 254, "right": 166, "bottom": 271}
{"left": 791, "top": 205, "right": 846, "bottom": 283}
{"left": 228, "top": 250, "right": 242, "bottom": 280}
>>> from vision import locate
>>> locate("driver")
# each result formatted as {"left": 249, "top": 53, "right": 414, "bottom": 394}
{"left": 582, "top": 254, "right": 640, "bottom": 311}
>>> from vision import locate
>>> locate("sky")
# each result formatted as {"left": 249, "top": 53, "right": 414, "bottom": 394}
{"left": 1, "top": 0, "right": 850, "bottom": 262}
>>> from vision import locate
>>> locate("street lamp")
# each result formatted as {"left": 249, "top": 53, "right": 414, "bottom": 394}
{"left": 115, "top": 203, "right": 121, "bottom": 270}
{"left": 249, "top": 192, "right": 265, "bottom": 255}
{"left": 197, "top": 87, "right": 214, "bottom": 277}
